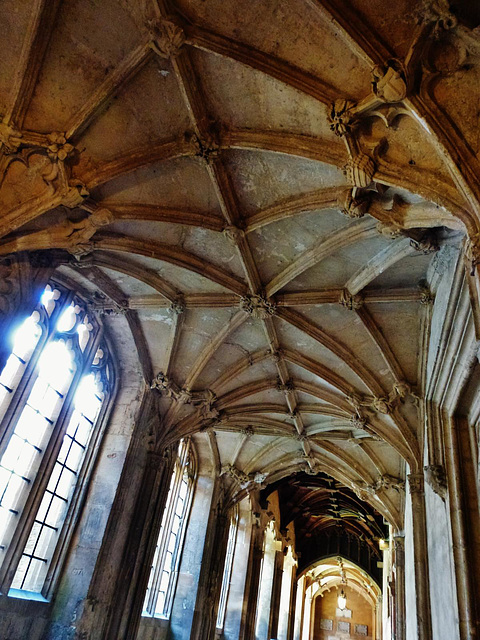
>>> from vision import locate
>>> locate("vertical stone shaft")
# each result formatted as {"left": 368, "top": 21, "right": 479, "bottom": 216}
{"left": 408, "top": 473, "right": 432, "bottom": 640}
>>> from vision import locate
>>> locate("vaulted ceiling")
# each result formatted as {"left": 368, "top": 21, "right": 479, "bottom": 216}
{"left": 0, "top": 0, "right": 476, "bottom": 530}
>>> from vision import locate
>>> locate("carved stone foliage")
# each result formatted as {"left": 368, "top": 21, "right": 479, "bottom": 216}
{"left": 424, "top": 464, "right": 447, "bottom": 499}
{"left": 151, "top": 372, "right": 219, "bottom": 421}
{"left": 220, "top": 464, "right": 267, "bottom": 490}
{"left": 148, "top": 18, "right": 185, "bottom": 58}
{"left": 407, "top": 473, "right": 425, "bottom": 494}
{"left": 347, "top": 381, "right": 415, "bottom": 416}
{"left": 328, "top": 99, "right": 356, "bottom": 137}
{"left": 339, "top": 289, "right": 364, "bottom": 310}
{"left": 239, "top": 294, "right": 276, "bottom": 318}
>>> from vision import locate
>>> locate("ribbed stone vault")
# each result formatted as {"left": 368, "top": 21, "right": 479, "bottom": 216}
{"left": 0, "top": 0, "right": 475, "bottom": 533}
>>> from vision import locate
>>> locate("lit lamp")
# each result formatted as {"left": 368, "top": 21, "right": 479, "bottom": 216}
{"left": 338, "top": 587, "right": 347, "bottom": 610}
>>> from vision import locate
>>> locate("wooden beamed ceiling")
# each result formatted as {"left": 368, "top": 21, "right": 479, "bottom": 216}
{"left": 0, "top": 0, "right": 477, "bottom": 526}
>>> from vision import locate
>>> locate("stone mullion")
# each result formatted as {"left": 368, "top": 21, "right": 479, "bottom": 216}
{"left": 407, "top": 473, "right": 432, "bottom": 640}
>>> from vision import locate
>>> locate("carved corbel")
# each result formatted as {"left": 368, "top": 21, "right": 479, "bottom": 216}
{"left": 342, "top": 187, "right": 372, "bottom": 219}
{"left": 424, "top": 464, "right": 447, "bottom": 499}
{"left": 409, "top": 229, "right": 440, "bottom": 254}
{"left": 239, "top": 294, "right": 276, "bottom": 318}
{"left": 89, "top": 291, "right": 128, "bottom": 317}
{"left": 407, "top": 473, "right": 425, "bottom": 494}
{"left": 147, "top": 17, "right": 185, "bottom": 58}
{"left": 0, "top": 209, "right": 113, "bottom": 257}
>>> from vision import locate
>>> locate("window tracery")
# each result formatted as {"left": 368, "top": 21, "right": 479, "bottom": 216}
{"left": 0, "top": 282, "right": 112, "bottom": 598}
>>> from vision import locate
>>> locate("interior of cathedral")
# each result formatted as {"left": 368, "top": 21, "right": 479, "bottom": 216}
{"left": 0, "top": 0, "right": 479, "bottom": 639}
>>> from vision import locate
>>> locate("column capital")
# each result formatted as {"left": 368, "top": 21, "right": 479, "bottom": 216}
{"left": 407, "top": 473, "right": 424, "bottom": 494}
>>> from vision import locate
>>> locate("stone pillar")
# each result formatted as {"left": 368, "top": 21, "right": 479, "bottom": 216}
{"left": 190, "top": 488, "right": 230, "bottom": 640}
{"left": 444, "top": 414, "right": 480, "bottom": 640}
{"left": 293, "top": 574, "right": 306, "bottom": 640}
{"left": 268, "top": 548, "right": 284, "bottom": 639}
{"left": 393, "top": 536, "right": 405, "bottom": 640}
{"left": 239, "top": 519, "right": 264, "bottom": 640}
{"left": 74, "top": 392, "right": 175, "bottom": 640}
{"left": 301, "top": 586, "right": 313, "bottom": 640}
{"left": 277, "top": 548, "right": 295, "bottom": 640}
{"left": 375, "top": 595, "right": 383, "bottom": 640}
{"left": 255, "top": 523, "right": 278, "bottom": 640}
{"left": 408, "top": 473, "right": 432, "bottom": 640}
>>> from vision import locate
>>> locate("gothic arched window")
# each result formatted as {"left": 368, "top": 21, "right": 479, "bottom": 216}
{"left": 143, "top": 438, "right": 196, "bottom": 619}
{"left": 0, "top": 282, "right": 113, "bottom": 599}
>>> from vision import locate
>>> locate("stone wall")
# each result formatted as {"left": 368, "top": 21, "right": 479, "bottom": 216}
{"left": 313, "top": 586, "right": 374, "bottom": 639}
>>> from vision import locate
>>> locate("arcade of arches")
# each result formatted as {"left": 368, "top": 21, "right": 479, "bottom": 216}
{"left": 0, "top": 0, "right": 480, "bottom": 639}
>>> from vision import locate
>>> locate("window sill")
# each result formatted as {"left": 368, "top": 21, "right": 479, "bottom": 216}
{"left": 8, "top": 588, "right": 49, "bottom": 603}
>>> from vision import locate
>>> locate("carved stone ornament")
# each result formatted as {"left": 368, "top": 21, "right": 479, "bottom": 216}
{"left": 0, "top": 256, "right": 23, "bottom": 316}
{"left": 240, "top": 294, "right": 276, "bottom": 318}
{"left": 148, "top": 18, "right": 185, "bottom": 58}
{"left": 0, "top": 208, "right": 113, "bottom": 258}
{"left": 186, "top": 131, "right": 220, "bottom": 163}
{"left": 345, "top": 153, "right": 375, "bottom": 189}
{"left": 419, "top": 284, "right": 435, "bottom": 305}
{"left": 410, "top": 231, "right": 440, "bottom": 254}
{"left": 342, "top": 188, "right": 372, "bottom": 219}
{"left": 328, "top": 99, "right": 356, "bottom": 137}
{"left": 276, "top": 378, "right": 295, "bottom": 395}
{"left": 376, "top": 221, "right": 404, "bottom": 239}
{"left": 221, "top": 464, "right": 267, "bottom": 489}
{"left": 0, "top": 121, "right": 23, "bottom": 154}
{"left": 408, "top": 473, "right": 425, "bottom": 494}
{"left": 424, "top": 464, "right": 447, "bottom": 499}
{"left": 347, "top": 382, "right": 414, "bottom": 417}
{"left": 339, "top": 289, "right": 364, "bottom": 310}
{"left": 46, "top": 132, "right": 75, "bottom": 162}
{"left": 223, "top": 225, "right": 245, "bottom": 245}
{"left": 89, "top": 291, "right": 128, "bottom": 316}
{"left": 371, "top": 61, "right": 407, "bottom": 103}
{"left": 169, "top": 297, "right": 186, "bottom": 315}
{"left": 151, "top": 372, "right": 218, "bottom": 419}
{"left": 464, "top": 235, "right": 480, "bottom": 275}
